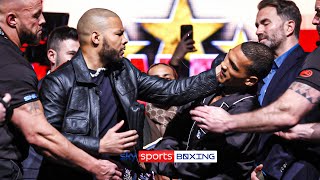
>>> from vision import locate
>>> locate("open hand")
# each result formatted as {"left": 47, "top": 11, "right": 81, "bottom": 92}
{"left": 99, "top": 120, "right": 138, "bottom": 155}
{"left": 170, "top": 30, "right": 196, "bottom": 65}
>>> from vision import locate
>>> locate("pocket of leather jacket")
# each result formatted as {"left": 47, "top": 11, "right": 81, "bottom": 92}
{"left": 63, "top": 117, "right": 89, "bottom": 135}
{"left": 128, "top": 102, "right": 145, "bottom": 150}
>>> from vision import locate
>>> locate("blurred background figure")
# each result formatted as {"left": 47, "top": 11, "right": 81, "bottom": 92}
{"left": 144, "top": 63, "right": 179, "bottom": 146}
{"left": 46, "top": 26, "right": 79, "bottom": 73}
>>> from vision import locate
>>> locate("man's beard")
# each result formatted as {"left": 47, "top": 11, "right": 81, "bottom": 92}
{"left": 18, "top": 25, "right": 41, "bottom": 45}
{"left": 263, "top": 24, "right": 285, "bottom": 51}
{"left": 267, "top": 34, "right": 283, "bottom": 50}
{"left": 99, "top": 39, "right": 121, "bottom": 65}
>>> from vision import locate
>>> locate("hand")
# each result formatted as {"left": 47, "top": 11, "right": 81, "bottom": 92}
{"left": 251, "top": 164, "right": 264, "bottom": 180}
{"left": 0, "top": 93, "right": 11, "bottom": 122}
{"left": 99, "top": 120, "right": 139, "bottom": 155}
{"left": 274, "top": 124, "right": 311, "bottom": 141}
{"left": 170, "top": 31, "right": 196, "bottom": 66}
{"left": 190, "top": 105, "right": 231, "bottom": 133}
{"left": 93, "top": 159, "right": 122, "bottom": 180}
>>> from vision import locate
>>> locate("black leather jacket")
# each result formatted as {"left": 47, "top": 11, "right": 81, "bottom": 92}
{"left": 39, "top": 50, "right": 219, "bottom": 157}
{"left": 152, "top": 92, "right": 260, "bottom": 179}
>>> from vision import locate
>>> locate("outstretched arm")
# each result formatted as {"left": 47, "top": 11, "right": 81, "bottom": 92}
{"left": 191, "top": 82, "right": 320, "bottom": 133}
{"left": 12, "top": 100, "right": 122, "bottom": 180}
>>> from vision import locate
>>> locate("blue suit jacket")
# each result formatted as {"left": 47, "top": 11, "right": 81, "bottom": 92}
{"left": 257, "top": 45, "right": 320, "bottom": 179}
{"left": 258, "top": 45, "right": 308, "bottom": 107}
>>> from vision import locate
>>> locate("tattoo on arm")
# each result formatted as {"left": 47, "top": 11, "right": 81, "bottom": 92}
{"left": 26, "top": 101, "right": 42, "bottom": 115}
{"left": 289, "top": 82, "right": 320, "bottom": 104}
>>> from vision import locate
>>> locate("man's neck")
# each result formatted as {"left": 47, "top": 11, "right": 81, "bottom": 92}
{"left": 82, "top": 50, "right": 104, "bottom": 70}
{"left": 0, "top": 26, "right": 21, "bottom": 47}
{"left": 274, "top": 38, "right": 299, "bottom": 57}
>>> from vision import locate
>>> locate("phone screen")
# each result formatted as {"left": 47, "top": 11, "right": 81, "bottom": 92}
{"left": 180, "top": 25, "right": 193, "bottom": 40}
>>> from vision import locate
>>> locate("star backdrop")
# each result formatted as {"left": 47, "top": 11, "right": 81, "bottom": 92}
{"left": 30, "top": 0, "right": 317, "bottom": 79}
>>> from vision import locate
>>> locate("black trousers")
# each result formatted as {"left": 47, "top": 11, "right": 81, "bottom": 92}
{"left": 0, "top": 159, "right": 23, "bottom": 180}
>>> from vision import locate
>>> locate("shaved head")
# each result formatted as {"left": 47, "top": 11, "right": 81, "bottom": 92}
{"left": 0, "top": 0, "right": 45, "bottom": 46}
{"left": 76, "top": 8, "right": 127, "bottom": 68}
{"left": 0, "top": 0, "right": 34, "bottom": 15}
{"left": 77, "top": 8, "right": 120, "bottom": 46}
{"left": 0, "top": 0, "right": 22, "bottom": 20}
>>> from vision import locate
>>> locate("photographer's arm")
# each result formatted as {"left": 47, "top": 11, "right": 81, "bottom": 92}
{"left": 170, "top": 31, "right": 196, "bottom": 66}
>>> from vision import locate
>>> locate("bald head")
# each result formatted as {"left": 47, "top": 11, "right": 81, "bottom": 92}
{"left": 77, "top": 8, "right": 120, "bottom": 45}
{"left": 0, "top": 0, "right": 24, "bottom": 20}
{"left": 0, "top": 0, "right": 45, "bottom": 47}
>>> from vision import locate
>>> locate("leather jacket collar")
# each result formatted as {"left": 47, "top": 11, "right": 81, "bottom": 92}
{"left": 203, "top": 92, "right": 256, "bottom": 111}
{"left": 72, "top": 50, "right": 93, "bottom": 84}
{"left": 71, "top": 50, "right": 125, "bottom": 84}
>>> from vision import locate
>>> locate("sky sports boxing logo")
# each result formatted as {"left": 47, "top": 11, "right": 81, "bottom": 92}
{"left": 138, "top": 150, "right": 217, "bottom": 163}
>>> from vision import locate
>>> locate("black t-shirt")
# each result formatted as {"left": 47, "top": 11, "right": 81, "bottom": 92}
{"left": 89, "top": 69, "right": 118, "bottom": 136}
{"left": 0, "top": 35, "right": 39, "bottom": 161}
{"left": 296, "top": 47, "right": 320, "bottom": 91}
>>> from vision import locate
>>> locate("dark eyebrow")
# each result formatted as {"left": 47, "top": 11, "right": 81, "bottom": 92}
{"left": 163, "top": 73, "right": 172, "bottom": 77}
{"left": 67, "top": 50, "right": 77, "bottom": 54}
{"left": 229, "top": 59, "right": 239, "bottom": 71}
{"left": 227, "top": 49, "right": 239, "bottom": 71}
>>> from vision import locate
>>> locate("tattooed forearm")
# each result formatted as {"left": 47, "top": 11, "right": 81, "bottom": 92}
{"left": 26, "top": 101, "right": 42, "bottom": 115}
{"left": 289, "top": 82, "right": 320, "bottom": 104}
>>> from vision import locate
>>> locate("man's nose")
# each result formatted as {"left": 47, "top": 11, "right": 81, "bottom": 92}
{"left": 256, "top": 25, "right": 263, "bottom": 36}
{"left": 312, "top": 14, "right": 320, "bottom": 26}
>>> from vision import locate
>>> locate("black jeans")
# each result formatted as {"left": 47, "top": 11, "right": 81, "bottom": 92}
{"left": 0, "top": 159, "right": 23, "bottom": 180}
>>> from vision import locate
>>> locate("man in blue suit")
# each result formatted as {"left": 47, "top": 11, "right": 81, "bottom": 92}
{"left": 255, "top": 0, "right": 307, "bottom": 107}
{"left": 190, "top": 1, "right": 320, "bottom": 179}
{"left": 254, "top": 0, "right": 318, "bottom": 179}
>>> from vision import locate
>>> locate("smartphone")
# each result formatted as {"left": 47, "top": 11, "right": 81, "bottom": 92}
{"left": 180, "top": 24, "right": 193, "bottom": 40}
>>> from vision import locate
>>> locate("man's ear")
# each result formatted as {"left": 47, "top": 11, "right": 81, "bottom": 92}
{"left": 245, "top": 76, "right": 258, "bottom": 87}
{"left": 91, "top": 32, "right": 100, "bottom": 46}
{"left": 285, "top": 20, "right": 295, "bottom": 37}
{"left": 6, "top": 13, "right": 17, "bottom": 28}
{"left": 47, "top": 49, "right": 57, "bottom": 65}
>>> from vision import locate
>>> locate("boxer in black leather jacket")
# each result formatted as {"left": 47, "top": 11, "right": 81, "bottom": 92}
{"left": 38, "top": 8, "right": 219, "bottom": 180}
